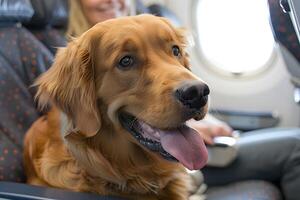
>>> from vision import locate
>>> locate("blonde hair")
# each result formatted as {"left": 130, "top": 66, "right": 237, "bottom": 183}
{"left": 67, "top": 0, "right": 91, "bottom": 38}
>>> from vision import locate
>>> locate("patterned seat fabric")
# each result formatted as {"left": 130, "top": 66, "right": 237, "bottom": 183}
{"left": 25, "top": 0, "right": 68, "bottom": 54}
{"left": 31, "top": 27, "right": 66, "bottom": 54}
{"left": 268, "top": 0, "right": 300, "bottom": 61}
{"left": 0, "top": 25, "right": 53, "bottom": 182}
{"left": 0, "top": 0, "right": 62, "bottom": 182}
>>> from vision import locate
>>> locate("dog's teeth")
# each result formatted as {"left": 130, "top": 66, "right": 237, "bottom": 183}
{"left": 146, "top": 142, "right": 153, "bottom": 146}
{"left": 153, "top": 131, "right": 160, "bottom": 138}
{"left": 146, "top": 142, "right": 161, "bottom": 151}
{"left": 145, "top": 138, "right": 151, "bottom": 142}
{"left": 135, "top": 135, "right": 142, "bottom": 140}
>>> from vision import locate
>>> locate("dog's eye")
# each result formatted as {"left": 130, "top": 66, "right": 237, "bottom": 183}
{"left": 118, "top": 56, "right": 134, "bottom": 70}
{"left": 172, "top": 45, "right": 181, "bottom": 57}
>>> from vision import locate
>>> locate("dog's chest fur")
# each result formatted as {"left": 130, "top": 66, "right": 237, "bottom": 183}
{"left": 58, "top": 111, "right": 190, "bottom": 199}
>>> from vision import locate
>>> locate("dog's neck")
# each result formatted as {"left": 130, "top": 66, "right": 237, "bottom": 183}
{"left": 59, "top": 111, "right": 184, "bottom": 195}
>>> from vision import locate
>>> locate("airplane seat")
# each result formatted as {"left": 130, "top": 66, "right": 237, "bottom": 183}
{"left": 0, "top": 0, "right": 53, "bottom": 182}
{"left": 24, "top": 0, "right": 68, "bottom": 55}
{"left": 268, "top": 0, "right": 300, "bottom": 104}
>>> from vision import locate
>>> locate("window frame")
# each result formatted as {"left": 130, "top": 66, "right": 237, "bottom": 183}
{"left": 191, "top": 0, "right": 278, "bottom": 79}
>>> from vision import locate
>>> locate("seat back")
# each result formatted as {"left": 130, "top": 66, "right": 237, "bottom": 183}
{"left": 24, "top": 0, "right": 68, "bottom": 54}
{"left": 0, "top": 0, "right": 53, "bottom": 182}
{"left": 268, "top": 0, "right": 300, "bottom": 88}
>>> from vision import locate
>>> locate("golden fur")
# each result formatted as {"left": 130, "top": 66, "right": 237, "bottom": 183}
{"left": 24, "top": 15, "right": 208, "bottom": 200}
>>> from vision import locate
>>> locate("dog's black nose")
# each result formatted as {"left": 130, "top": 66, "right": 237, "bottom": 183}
{"left": 175, "top": 81, "right": 210, "bottom": 110}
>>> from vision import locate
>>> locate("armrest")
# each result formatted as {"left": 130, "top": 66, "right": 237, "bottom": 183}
{"left": 206, "top": 136, "right": 238, "bottom": 167}
{"left": 0, "top": 182, "right": 127, "bottom": 200}
{"left": 210, "top": 109, "right": 279, "bottom": 131}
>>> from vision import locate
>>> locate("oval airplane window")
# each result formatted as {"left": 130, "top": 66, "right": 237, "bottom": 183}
{"left": 195, "top": 0, "right": 275, "bottom": 76}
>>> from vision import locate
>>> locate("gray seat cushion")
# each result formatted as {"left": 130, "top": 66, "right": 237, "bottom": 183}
{"left": 206, "top": 180, "right": 282, "bottom": 200}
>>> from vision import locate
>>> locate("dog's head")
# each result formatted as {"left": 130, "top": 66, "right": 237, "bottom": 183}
{"left": 36, "top": 14, "right": 208, "bottom": 170}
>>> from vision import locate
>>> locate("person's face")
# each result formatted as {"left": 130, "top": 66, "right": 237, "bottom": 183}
{"left": 80, "top": 0, "right": 128, "bottom": 26}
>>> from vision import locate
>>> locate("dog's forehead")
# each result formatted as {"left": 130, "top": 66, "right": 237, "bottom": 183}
{"left": 88, "top": 15, "right": 183, "bottom": 60}
{"left": 96, "top": 15, "right": 177, "bottom": 43}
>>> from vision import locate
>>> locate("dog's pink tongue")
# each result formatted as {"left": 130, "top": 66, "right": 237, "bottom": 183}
{"left": 160, "top": 126, "right": 208, "bottom": 170}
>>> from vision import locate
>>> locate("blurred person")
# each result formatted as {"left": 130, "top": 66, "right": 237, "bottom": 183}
{"left": 67, "top": 0, "right": 129, "bottom": 37}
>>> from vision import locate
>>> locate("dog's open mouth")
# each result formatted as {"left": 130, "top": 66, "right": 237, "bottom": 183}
{"left": 119, "top": 113, "right": 208, "bottom": 170}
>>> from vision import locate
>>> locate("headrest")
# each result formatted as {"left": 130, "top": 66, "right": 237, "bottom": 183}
{"left": 0, "top": 0, "right": 34, "bottom": 23}
{"left": 136, "top": 0, "right": 150, "bottom": 14}
{"left": 25, "top": 0, "right": 68, "bottom": 29}
{"left": 148, "top": 4, "right": 181, "bottom": 27}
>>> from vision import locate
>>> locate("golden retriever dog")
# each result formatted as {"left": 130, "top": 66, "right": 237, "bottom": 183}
{"left": 24, "top": 14, "right": 209, "bottom": 200}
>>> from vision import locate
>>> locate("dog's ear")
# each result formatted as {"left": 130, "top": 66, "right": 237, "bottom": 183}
{"left": 35, "top": 31, "right": 101, "bottom": 137}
